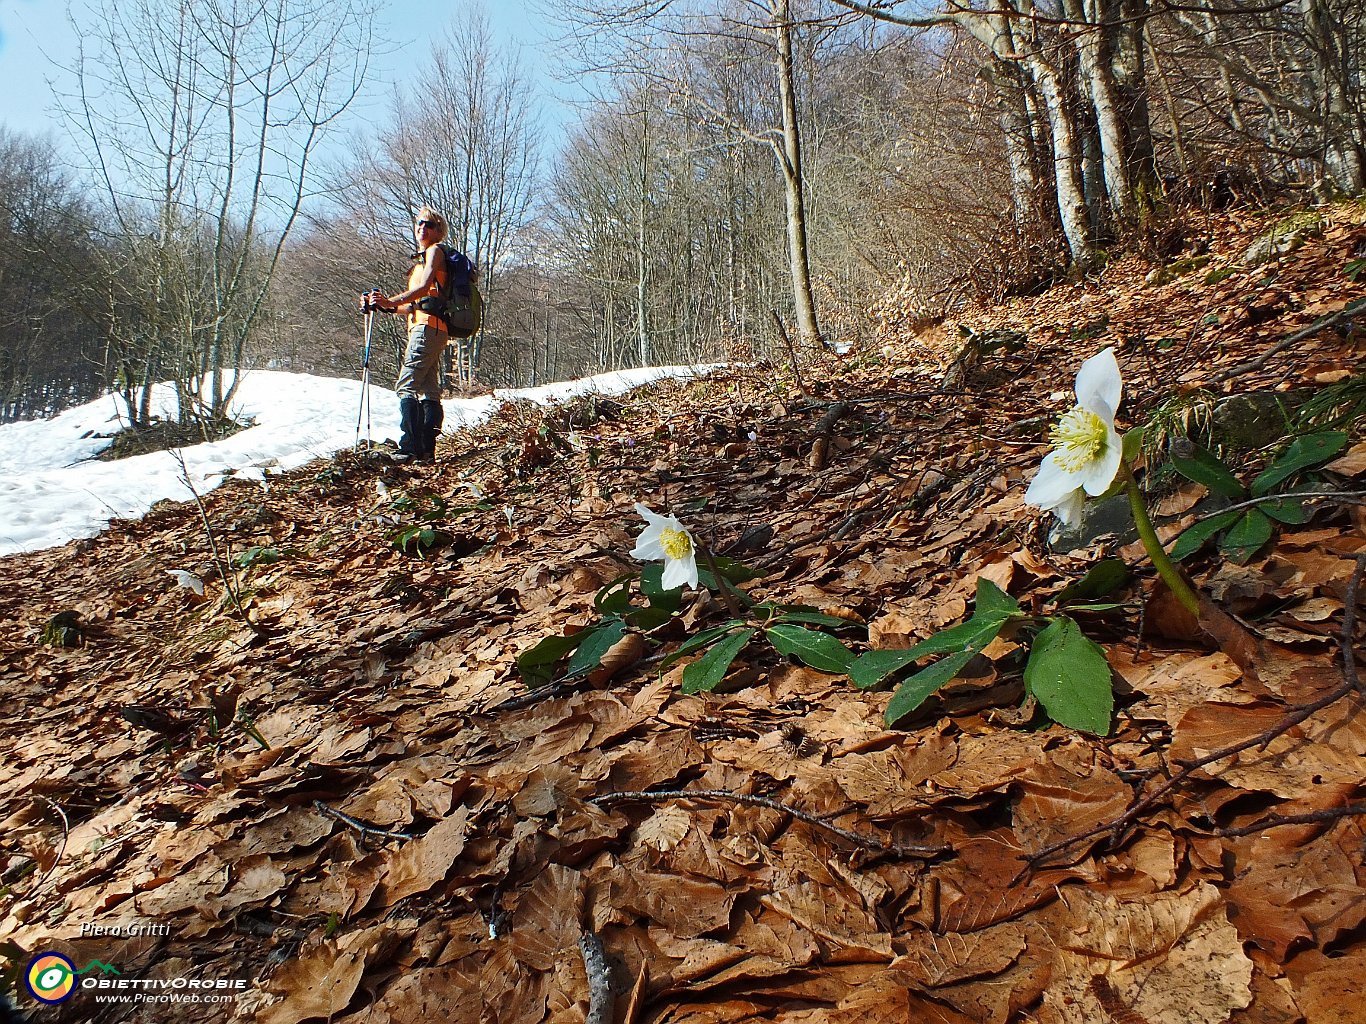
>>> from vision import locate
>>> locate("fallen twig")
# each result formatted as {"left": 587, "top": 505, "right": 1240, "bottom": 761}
{"left": 1342, "top": 554, "right": 1366, "bottom": 698}
{"left": 809, "top": 401, "right": 852, "bottom": 437}
{"left": 589, "top": 788, "right": 947, "bottom": 857}
{"left": 807, "top": 401, "right": 851, "bottom": 472}
{"left": 1183, "top": 489, "right": 1366, "bottom": 524}
{"left": 26, "top": 797, "right": 71, "bottom": 897}
{"left": 313, "top": 800, "right": 415, "bottom": 843}
{"left": 1206, "top": 297, "right": 1366, "bottom": 385}
{"left": 1020, "top": 677, "right": 1356, "bottom": 877}
{"left": 1207, "top": 802, "right": 1366, "bottom": 839}
{"left": 579, "top": 932, "right": 614, "bottom": 1024}
{"left": 174, "top": 450, "right": 265, "bottom": 636}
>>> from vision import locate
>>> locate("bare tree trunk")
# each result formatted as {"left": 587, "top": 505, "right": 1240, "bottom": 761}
{"left": 1071, "top": 0, "right": 1135, "bottom": 226}
{"left": 988, "top": 59, "right": 1043, "bottom": 226}
{"left": 773, "top": 0, "right": 823, "bottom": 350}
{"left": 1114, "top": 0, "right": 1158, "bottom": 202}
{"left": 636, "top": 106, "right": 650, "bottom": 366}
{"left": 1029, "top": 51, "right": 1098, "bottom": 266}
{"left": 1078, "top": 83, "right": 1109, "bottom": 236}
{"left": 1301, "top": 0, "right": 1366, "bottom": 193}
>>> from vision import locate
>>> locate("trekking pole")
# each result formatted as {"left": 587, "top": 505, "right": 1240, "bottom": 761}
{"left": 355, "top": 296, "right": 377, "bottom": 448}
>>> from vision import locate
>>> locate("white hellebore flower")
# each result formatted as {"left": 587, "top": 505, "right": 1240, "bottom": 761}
{"left": 1025, "top": 347, "right": 1124, "bottom": 527}
{"left": 167, "top": 569, "right": 205, "bottom": 596}
{"left": 631, "top": 502, "right": 699, "bottom": 591}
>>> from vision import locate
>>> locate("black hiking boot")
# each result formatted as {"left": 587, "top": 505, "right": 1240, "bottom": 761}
{"left": 396, "top": 397, "right": 424, "bottom": 461}
{"left": 421, "top": 399, "right": 445, "bottom": 462}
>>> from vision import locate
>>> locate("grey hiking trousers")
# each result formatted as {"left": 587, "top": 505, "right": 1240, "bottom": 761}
{"left": 395, "top": 323, "right": 447, "bottom": 402}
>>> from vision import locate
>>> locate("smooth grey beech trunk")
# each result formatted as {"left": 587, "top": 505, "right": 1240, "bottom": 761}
{"left": 636, "top": 107, "right": 651, "bottom": 367}
{"left": 955, "top": 6, "right": 1098, "bottom": 265}
{"left": 1301, "top": 0, "right": 1365, "bottom": 193}
{"left": 988, "top": 58, "right": 1046, "bottom": 229}
{"left": 1070, "top": 0, "right": 1136, "bottom": 226}
{"left": 1029, "top": 50, "right": 1097, "bottom": 267}
{"left": 773, "top": 0, "right": 823, "bottom": 351}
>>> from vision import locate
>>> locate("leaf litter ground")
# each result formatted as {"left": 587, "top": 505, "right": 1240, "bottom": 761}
{"left": 1, "top": 205, "right": 1364, "bottom": 1023}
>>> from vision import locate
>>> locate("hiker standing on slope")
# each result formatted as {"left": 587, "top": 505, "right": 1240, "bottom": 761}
{"left": 362, "top": 206, "right": 450, "bottom": 463}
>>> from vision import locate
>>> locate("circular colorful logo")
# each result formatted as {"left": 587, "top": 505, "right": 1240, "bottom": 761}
{"left": 25, "top": 952, "right": 78, "bottom": 1004}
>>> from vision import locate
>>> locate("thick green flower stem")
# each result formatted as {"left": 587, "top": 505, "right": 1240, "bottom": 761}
{"left": 1121, "top": 465, "right": 1202, "bottom": 617}
{"left": 700, "top": 546, "right": 745, "bottom": 618}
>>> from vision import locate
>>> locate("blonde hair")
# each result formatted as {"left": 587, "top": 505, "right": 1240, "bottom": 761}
{"left": 414, "top": 205, "right": 448, "bottom": 244}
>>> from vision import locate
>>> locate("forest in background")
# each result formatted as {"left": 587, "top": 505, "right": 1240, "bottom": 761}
{"left": 0, "top": 0, "right": 1362, "bottom": 429}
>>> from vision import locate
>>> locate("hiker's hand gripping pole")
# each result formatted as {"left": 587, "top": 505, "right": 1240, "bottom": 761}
{"left": 361, "top": 289, "right": 394, "bottom": 314}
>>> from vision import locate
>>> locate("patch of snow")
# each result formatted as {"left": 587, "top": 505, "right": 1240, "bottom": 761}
{"left": 0, "top": 366, "right": 719, "bottom": 556}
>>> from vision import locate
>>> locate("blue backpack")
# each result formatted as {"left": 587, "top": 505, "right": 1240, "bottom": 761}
{"left": 417, "top": 243, "right": 482, "bottom": 338}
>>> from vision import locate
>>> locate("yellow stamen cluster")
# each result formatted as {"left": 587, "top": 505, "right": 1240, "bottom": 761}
{"left": 660, "top": 527, "right": 693, "bottom": 560}
{"left": 1049, "top": 406, "right": 1108, "bottom": 471}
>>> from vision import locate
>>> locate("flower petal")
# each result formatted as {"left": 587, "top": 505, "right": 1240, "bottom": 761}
{"left": 632, "top": 535, "right": 665, "bottom": 560}
{"left": 1079, "top": 423, "right": 1123, "bottom": 495}
{"left": 1025, "top": 454, "right": 1084, "bottom": 507}
{"left": 634, "top": 502, "right": 666, "bottom": 527}
{"left": 1074, "top": 347, "right": 1121, "bottom": 422}
{"left": 661, "top": 555, "right": 697, "bottom": 590}
{"left": 660, "top": 559, "right": 684, "bottom": 590}
{"left": 1052, "top": 488, "right": 1087, "bottom": 527}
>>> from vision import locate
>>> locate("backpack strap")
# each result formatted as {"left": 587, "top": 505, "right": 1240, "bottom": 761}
{"left": 411, "top": 243, "right": 452, "bottom": 331}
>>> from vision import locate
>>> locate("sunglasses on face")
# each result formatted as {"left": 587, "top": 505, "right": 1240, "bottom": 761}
{"left": 416, "top": 220, "right": 435, "bottom": 229}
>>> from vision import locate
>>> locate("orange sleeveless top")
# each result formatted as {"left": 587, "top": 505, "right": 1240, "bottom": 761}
{"left": 407, "top": 249, "right": 449, "bottom": 331}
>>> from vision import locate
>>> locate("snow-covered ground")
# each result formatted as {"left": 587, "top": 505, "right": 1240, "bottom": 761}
{"left": 0, "top": 367, "right": 716, "bottom": 557}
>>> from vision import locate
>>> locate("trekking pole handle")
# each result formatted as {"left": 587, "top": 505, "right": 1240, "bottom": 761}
{"left": 360, "top": 288, "right": 384, "bottom": 314}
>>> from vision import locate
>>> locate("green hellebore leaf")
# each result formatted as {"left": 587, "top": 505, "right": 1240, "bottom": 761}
{"left": 647, "top": 588, "right": 683, "bottom": 615}
{"left": 973, "top": 577, "right": 1023, "bottom": 618}
{"left": 766, "top": 624, "right": 854, "bottom": 673}
{"left": 853, "top": 576, "right": 1019, "bottom": 692}
{"left": 767, "top": 609, "right": 863, "bottom": 630}
{"left": 1023, "top": 617, "right": 1113, "bottom": 734}
{"left": 638, "top": 563, "right": 672, "bottom": 599}
{"left": 1251, "top": 431, "right": 1348, "bottom": 496}
{"left": 639, "top": 563, "right": 684, "bottom": 612}
{"left": 625, "top": 605, "right": 675, "bottom": 630}
{"left": 516, "top": 632, "right": 589, "bottom": 684}
{"left": 660, "top": 621, "right": 748, "bottom": 670}
{"left": 231, "top": 545, "right": 284, "bottom": 568}
{"left": 1171, "top": 444, "right": 1246, "bottom": 499}
{"left": 884, "top": 649, "right": 979, "bottom": 726}
{"left": 1170, "top": 509, "right": 1243, "bottom": 561}
{"left": 848, "top": 648, "right": 929, "bottom": 690}
{"left": 563, "top": 621, "right": 628, "bottom": 679}
{"left": 681, "top": 628, "right": 757, "bottom": 694}
{"left": 1053, "top": 559, "right": 1132, "bottom": 605}
{"left": 1220, "top": 508, "right": 1274, "bottom": 564}
{"left": 595, "top": 573, "right": 636, "bottom": 614}
{"left": 900, "top": 609, "right": 1014, "bottom": 661}
{"left": 1258, "top": 496, "right": 1308, "bottom": 524}
{"left": 712, "top": 556, "right": 767, "bottom": 584}
{"left": 694, "top": 568, "right": 755, "bottom": 608}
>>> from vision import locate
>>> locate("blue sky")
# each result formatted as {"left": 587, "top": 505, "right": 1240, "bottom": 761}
{"left": 0, "top": 0, "right": 579, "bottom": 155}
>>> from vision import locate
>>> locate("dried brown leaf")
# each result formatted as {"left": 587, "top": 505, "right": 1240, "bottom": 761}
{"left": 507, "top": 863, "right": 584, "bottom": 971}
{"left": 375, "top": 807, "right": 470, "bottom": 907}
{"left": 1036, "top": 883, "right": 1253, "bottom": 1024}
{"left": 899, "top": 921, "right": 1028, "bottom": 987}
